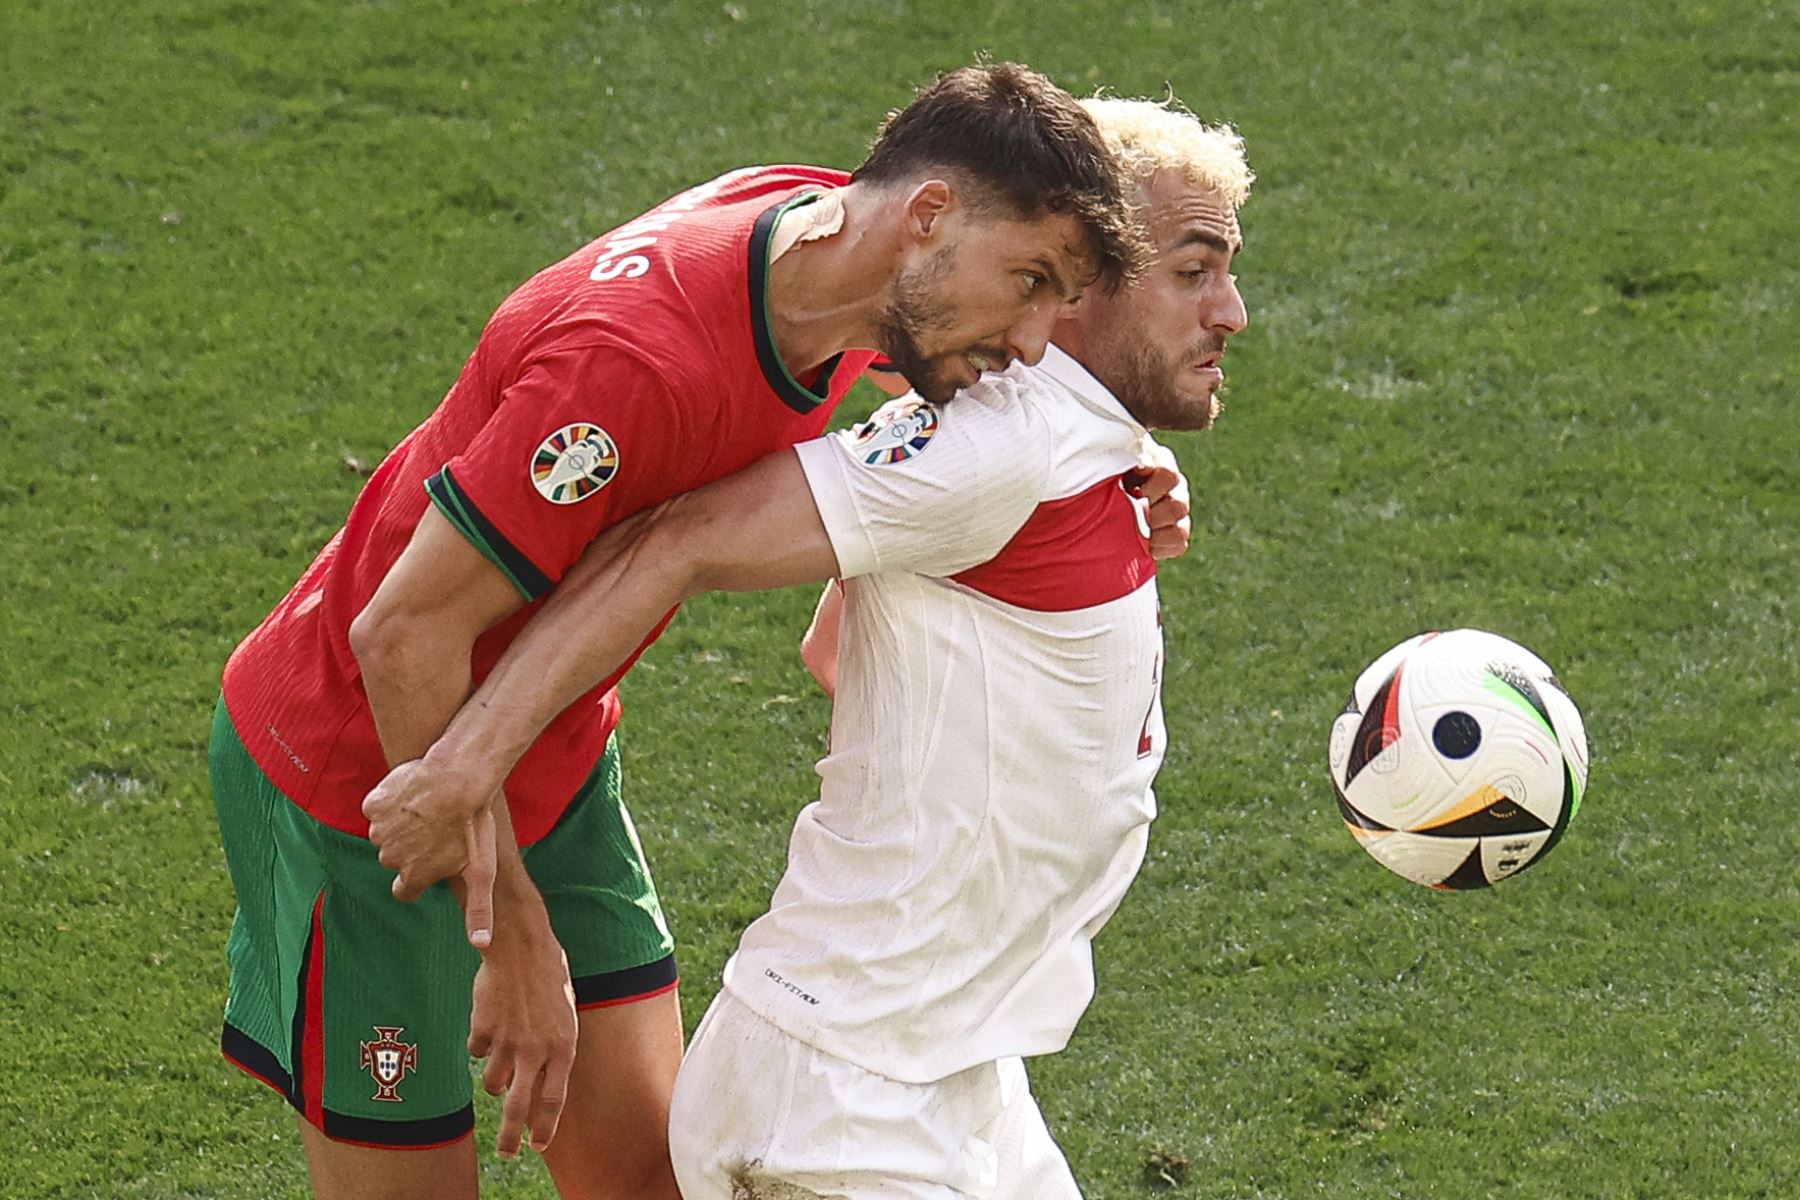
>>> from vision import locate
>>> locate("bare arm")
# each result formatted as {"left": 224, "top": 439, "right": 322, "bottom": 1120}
{"left": 466, "top": 795, "right": 576, "bottom": 1160}
{"left": 799, "top": 579, "right": 845, "bottom": 700}
{"left": 351, "top": 505, "right": 580, "bottom": 1157}
{"left": 371, "top": 449, "right": 839, "bottom": 839}
{"left": 351, "top": 506, "right": 540, "bottom": 938}
{"left": 350, "top": 504, "right": 525, "bottom": 769}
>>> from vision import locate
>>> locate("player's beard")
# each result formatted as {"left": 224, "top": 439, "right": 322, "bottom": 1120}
{"left": 1107, "top": 330, "right": 1224, "bottom": 432}
{"left": 876, "top": 249, "right": 971, "bottom": 405}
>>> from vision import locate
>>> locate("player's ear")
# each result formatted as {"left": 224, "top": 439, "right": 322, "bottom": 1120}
{"left": 901, "top": 179, "right": 955, "bottom": 243}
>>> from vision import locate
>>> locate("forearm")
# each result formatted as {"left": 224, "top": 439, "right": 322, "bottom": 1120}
{"left": 428, "top": 507, "right": 700, "bottom": 790}
{"left": 351, "top": 503, "right": 525, "bottom": 782}
{"left": 361, "top": 635, "right": 477, "bottom": 770}
{"left": 475, "top": 797, "right": 553, "bottom": 944}
{"left": 424, "top": 449, "right": 840, "bottom": 791}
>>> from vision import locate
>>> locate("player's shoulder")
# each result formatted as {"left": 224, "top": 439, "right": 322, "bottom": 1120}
{"left": 695, "top": 163, "right": 852, "bottom": 207}
{"left": 857, "top": 371, "right": 1054, "bottom": 443}
{"left": 834, "top": 373, "right": 1057, "bottom": 502}
{"left": 1007, "top": 349, "right": 1150, "bottom": 498}
{"left": 939, "top": 368, "right": 1061, "bottom": 437}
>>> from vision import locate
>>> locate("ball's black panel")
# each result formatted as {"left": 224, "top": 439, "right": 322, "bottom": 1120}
{"left": 1333, "top": 778, "right": 1393, "bottom": 832}
{"left": 1487, "top": 660, "right": 1553, "bottom": 728}
{"left": 1432, "top": 711, "right": 1482, "bottom": 759}
{"left": 1345, "top": 669, "right": 1400, "bottom": 786}
{"left": 1437, "top": 844, "right": 1494, "bottom": 890}
{"left": 1534, "top": 758, "right": 1581, "bottom": 864}
{"left": 1422, "top": 795, "right": 1550, "bottom": 838}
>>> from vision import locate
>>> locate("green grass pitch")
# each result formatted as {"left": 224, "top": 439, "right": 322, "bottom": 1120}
{"left": 2, "top": 0, "right": 1795, "bottom": 1196}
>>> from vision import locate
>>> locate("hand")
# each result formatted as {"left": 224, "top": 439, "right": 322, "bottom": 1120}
{"left": 363, "top": 760, "right": 500, "bottom": 944}
{"left": 1126, "top": 443, "right": 1193, "bottom": 562}
{"left": 469, "top": 933, "right": 578, "bottom": 1159}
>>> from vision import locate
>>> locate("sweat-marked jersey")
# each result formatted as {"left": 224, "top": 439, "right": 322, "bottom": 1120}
{"left": 222, "top": 166, "right": 878, "bottom": 845}
{"left": 724, "top": 344, "right": 1168, "bottom": 1083}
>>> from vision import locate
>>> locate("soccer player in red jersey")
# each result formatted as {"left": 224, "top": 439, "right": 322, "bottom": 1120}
{"left": 210, "top": 63, "right": 1145, "bottom": 1200}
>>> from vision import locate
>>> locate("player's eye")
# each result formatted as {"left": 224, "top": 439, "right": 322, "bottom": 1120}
{"left": 1021, "top": 272, "right": 1045, "bottom": 294}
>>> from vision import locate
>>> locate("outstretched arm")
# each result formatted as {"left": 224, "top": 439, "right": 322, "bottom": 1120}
{"left": 364, "top": 448, "right": 840, "bottom": 884}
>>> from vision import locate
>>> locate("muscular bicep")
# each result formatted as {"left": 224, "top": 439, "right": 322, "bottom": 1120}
{"left": 584, "top": 448, "right": 840, "bottom": 599}
{"left": 355, "top": 505, "right": 527, "bottom": 652}
{"left": 424, "top": 450, "right": 841, "bottom": 776}
{"left": 349, "top": 505, "right": 529, "bottom": 768}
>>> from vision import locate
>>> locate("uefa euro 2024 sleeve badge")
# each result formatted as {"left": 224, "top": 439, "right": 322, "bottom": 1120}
{"left": 360, "top": 1026, "right": 419, "bottom": 1102}
{"left": 850, "top": 400, "right": 940, "bottom": 466}
{"left": 532, "top": 422, "right": 620, "bottom": 504}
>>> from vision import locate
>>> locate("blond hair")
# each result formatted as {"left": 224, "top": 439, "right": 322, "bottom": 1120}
{"left": 1079, "top": 96, "right": 1253, "bottom": 210}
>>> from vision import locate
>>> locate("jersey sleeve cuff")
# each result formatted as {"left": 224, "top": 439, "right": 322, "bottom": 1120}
{"left": 425, "top": 467, "right": 554, "bottom": 601}
{"left": 793, "top": 437, "right": 878, "bottom": 579}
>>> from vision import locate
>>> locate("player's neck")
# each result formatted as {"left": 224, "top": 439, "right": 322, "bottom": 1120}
{"left": 765, "top": 183, "right": 893, "bottom": 378}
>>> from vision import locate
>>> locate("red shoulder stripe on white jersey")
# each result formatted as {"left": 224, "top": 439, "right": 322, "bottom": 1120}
{"left": 950, "top": 474, "right": 1155, "bottom": 612}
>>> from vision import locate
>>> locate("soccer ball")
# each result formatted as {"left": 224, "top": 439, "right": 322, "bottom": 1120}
{"left": 1327, "top": 629, "right": 1590, "bottom": 889}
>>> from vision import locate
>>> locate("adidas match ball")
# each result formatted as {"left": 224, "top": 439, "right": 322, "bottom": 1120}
{"left": 1327, "top": 629, "right": 1590, "bottom": 889}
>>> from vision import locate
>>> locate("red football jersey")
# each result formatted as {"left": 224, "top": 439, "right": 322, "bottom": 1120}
{"left": 223, "top": 165, "right": 878, "bottom": 844}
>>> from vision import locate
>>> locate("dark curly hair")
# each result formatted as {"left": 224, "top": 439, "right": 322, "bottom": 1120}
{"left": 853, "top": 62, "right": 1150, "bottom": 287}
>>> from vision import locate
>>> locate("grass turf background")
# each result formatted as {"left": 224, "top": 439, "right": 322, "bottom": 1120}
{"left": 2, "top": 0, "right": 1795, "bottom": 1196}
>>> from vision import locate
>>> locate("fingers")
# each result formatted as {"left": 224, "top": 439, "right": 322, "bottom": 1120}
{"left": 367, "top": 769, "right": 477, "bottom": 904}
{"left": 494, "top": 1056, "right": 533, "bottom": 1160}
{"left": 1143, "top": 493, "right": 1187, "bottom": 529}
{"left": 1128, "top": 462, "right": 1180, "bottom": 505}
{"left": 361, "top": 784, "right": 390, "bottom": 825}
{"left": 381, "top": 840, "right": 446, "bottom": 903}
{"left": 527, "top": 1049, "right": 573, "bottom": 1153}
{"left": 466, "top": 945, "right": 578, "bottom": 1162}
{"left": 1144, "top": 491, "right": 1192, "bottom": 561}
{"left": 480, "top": 1048, "right": 528, "bottom": 1160}
{"left": 486, "top": 1043, "right": 573, "bottom": 1160}
{"left": 462, "top": 812, "right": 498, "bottom": 950}
{"left": 1130, "top": 456, "right": 1192, "bottom": 562}
{"left": 1148, "top": 521, "right": 1192, "bottom": 561}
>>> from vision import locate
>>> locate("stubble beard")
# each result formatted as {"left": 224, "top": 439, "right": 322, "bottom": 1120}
{"left": 876, "top": 251, "right": 966, "bottom": 405}
{"left": 1105, "top": 329, "right": 1222, "bottom": 433}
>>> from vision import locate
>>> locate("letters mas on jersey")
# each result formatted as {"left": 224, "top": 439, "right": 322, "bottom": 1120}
{"left": 588, "top": 166, "right": 764, "bottom": 282}
{"left": 849, "top": 400, "right": 941, "bottom": 466}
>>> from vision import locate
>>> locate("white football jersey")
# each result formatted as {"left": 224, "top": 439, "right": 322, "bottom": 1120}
{"left": 724, "top": 345, "right": 1168, "bottom": 1084}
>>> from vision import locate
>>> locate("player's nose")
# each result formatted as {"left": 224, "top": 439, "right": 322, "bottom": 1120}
{"left": 1207, "top": 274, "right": 1248, "bottom": 334}
{"left": 1004, "top": 298, "right": 1061, "bottom": 367}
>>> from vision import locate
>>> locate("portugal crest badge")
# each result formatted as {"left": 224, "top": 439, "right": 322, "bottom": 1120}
{"left": 850, "top": 401, "right": 940, "bottom": 466}
{"left": 359, "top": 1026, "right": 419, "bottom": 1103}
{"left": 531, "top": 423, "right": 619, "bottom": 504}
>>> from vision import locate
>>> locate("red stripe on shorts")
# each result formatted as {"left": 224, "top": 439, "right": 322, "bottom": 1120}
{"left": 576, "top": 979, "right": 680, "bottom": 1012}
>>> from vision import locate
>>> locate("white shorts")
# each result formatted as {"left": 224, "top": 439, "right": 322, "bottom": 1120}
{"left": 669, "top": 989, "right": 1083, "bottom": 1200}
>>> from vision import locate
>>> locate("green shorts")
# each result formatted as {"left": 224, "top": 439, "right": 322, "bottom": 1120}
{"left": 209, "top": 699, "right": 676, "bottom": 1148}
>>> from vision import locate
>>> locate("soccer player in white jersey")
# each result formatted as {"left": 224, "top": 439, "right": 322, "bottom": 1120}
{"left": 364, "top": 97, "right": 1251, "bottom": 1199}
